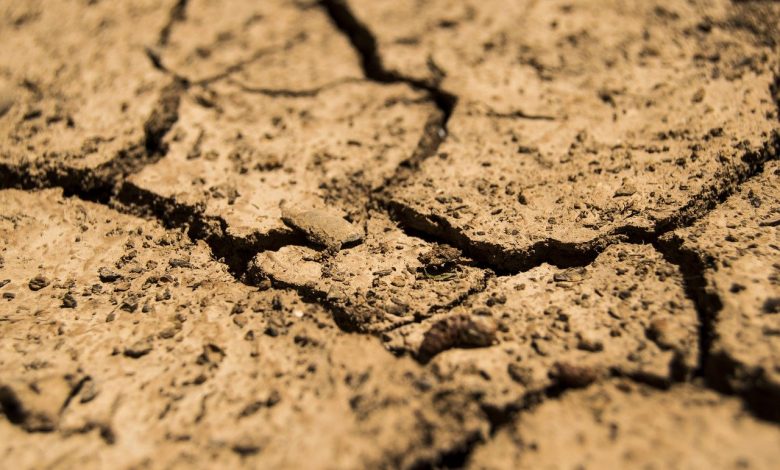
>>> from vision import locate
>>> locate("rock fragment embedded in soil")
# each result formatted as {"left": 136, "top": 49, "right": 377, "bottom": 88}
{"left": 28, "top": 275, "right": 49, "bottom": 291}
{"left": 60, "top": 292, "right": 77, "bottom": 309}
{"left": 98, "top": 267, "right": 122, "bottom": 283}
{"left": 124, "top": 338, "right": 153, "bottom": 358}
{"left": 281, "top": 205, "right": 363, "bottom": 250}
{"left": 418, "top": 244, "right": 462, "bottom": 272}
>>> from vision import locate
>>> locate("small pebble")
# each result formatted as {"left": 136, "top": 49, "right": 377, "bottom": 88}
{"left": 614, "top": 183, "right": 637, "bottom": 197}
{"left": 124, "top": 338, "right": 153, "bottom": 358}
{"left": 61, "top": 292, "right": 77, "bottom": 308}
{"left": 98, "top": 267, "right": 122, "bottom": 283}
{"left": 28, "top": 275, "right": 50, "bottom": 291}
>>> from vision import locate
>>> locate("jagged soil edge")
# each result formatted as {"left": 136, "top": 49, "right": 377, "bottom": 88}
{"left": 115, "top": 181, "right": 306, "bottom": 278}
{"left": 318, "top": 0, "right": 457, "bottom": 129}
{"left": 650, "top": 73, "right": 780, "bottom": 423}
{"left": 656, "top": 231, "right": 780, "bottom": 423}
{"left": 0, "top": 79, "right": 184, "bottom": 201}
{"left": 655, "top": 130, "right": 780, "bottom": 233}
{"left": 157, "top": 0, "right": 189, "bottom": 47}
{"left": 381, "top": 129, "right": 780, "bottom": 275}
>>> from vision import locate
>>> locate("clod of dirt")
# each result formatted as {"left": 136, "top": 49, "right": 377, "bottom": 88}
{"left": 97, "top": 267, "right": 122, "bottom": 283}
{"left": 126, "top": 78, "right": 436, "bottom": 250}
{"left": 124, "top": 338, "right": 153, "bottom": 358}
{"left": 0, "top": 0, "right": 177, "bottom": 182}
{"left": 376, "top": 0, "right": 779, "bottom": 272}
{"left": 417, "top": 313, "right": 497, "bottom": 363}
{"left": 60, "top": 292, "right": 77, "bottom": 309}
{"left": 386, "top": 243, "right": 699, "bottom": 409}
{"left": 549, "top": 362, "right": 600, "bottom": 388}
{"left": 418, "top": 244, "right": 462, "bottom": 273}
{"left": 281, "top": 205, "right": 363, "bottom": 250}
{"left": 28, "top": 275, "right": 49, "bottom": 291}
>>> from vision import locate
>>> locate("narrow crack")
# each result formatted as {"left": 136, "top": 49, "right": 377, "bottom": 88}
{"left": 309, "top": 3, "right": 780, "bottom": 430}
{"left": 380, "top": 269, "right": 494, "bottom": 340}
{"left": 243, "top": 266, "right": 367, "bottom": 333}
{"left": 194, "top": 37, "right": 306, "bottom": 86}
{"left": 486, "top": 109, "right": 556, "bottom": 121}
{"left": 147, "top": 33, "right": 306, "bottom": 88}
{"left": 646, "top": 70, "right": 780, "bottom": 423}
{"left": 426, "top": 369, "right": 685, "bottom": 469}
{"left": 59, "top": 376, "right": 90, "bottom": 417}
{"left": 319, "top": 0, "right": 457, "bottom": 140}
{"left": 227, "top": 76, "right": 364, "bottom": 97}
{"left": 410, "top": 431, "right": 483, "bottom": 470}
{"left": 653, "top": 235, "right": 720, "bottom": 380}
{"left": 157, "top": 0, "right": 189, "bottom": 47}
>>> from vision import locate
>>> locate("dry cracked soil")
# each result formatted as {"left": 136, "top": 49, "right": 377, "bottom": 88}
{"left": 0, "top": 1, "right": 779, "bottom": 469}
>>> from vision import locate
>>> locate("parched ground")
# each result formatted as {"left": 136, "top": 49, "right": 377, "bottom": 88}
{"left": 0, "top": 1, "right": 779, "bottom": 468}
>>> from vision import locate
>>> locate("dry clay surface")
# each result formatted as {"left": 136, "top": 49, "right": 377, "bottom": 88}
{"left": 0, "top": 0, "right": 779, "bottom": 468}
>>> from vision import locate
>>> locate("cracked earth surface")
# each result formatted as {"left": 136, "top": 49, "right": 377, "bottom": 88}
{"left": 0, "top": 1, "right": 778, "bottom": 468}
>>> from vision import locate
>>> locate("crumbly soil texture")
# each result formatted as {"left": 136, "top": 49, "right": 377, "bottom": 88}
{"left": 1, "top": 1, "right": 779, "bottom": 469}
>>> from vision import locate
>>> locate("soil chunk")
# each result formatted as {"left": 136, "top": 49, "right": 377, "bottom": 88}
{"left": 662, "top": 160, "right": 780, "bottom": 420}
{"left": 28, "top": 275, "right": 49, "bottom": 291}
{"left": 0, "top": 0, "right": 177, "bottom": 180}
{"left": 249, "top": 213, "right": 487, "bottom": 333}
{"left": 372, "top": 0, "right": 778, "bottom": 271}
{"left": 97, "top": 267, "right": 122, "bottom": 283}
{"left": 281, "top": 205, "right": 363, "bottom": 250}
{"left": 469, "top": 382, "right": 780, "bottom": 469}
{"left": 384, "top": 243, "right": 698, "bottom": 408}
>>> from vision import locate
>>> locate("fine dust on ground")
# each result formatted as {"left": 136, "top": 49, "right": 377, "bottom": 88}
{"left": 0, "top": 1, "right": 779, "bottom": 469}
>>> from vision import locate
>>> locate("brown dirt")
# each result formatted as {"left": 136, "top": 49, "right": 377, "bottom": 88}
{"left": 0, "top": 1, "right": 779, "bottom": 468}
